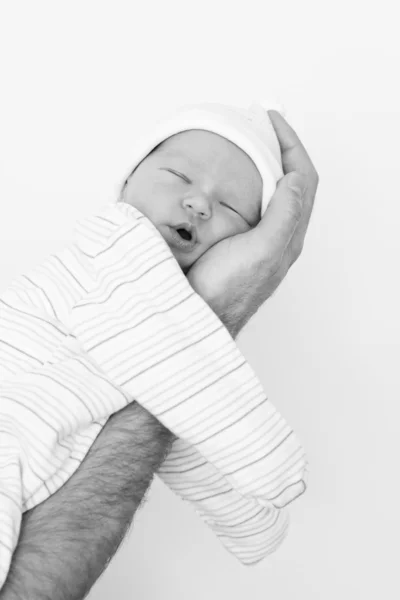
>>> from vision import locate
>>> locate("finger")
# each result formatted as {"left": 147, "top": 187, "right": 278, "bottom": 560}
{"left": 268, "top": 110, "right": 319, "bottom": 248}
{"left": 253, "top": 172, "right": 307, "bottom": 264}
{"left": 267, "top": 110, "right": 316, "bottom": 179}
{"left": 287, "top": 185, "right": 316, "bottom": 258}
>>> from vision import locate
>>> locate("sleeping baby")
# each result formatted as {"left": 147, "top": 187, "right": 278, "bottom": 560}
{"left": 0, "top": 101, "right": 308, "bottom": 588}
{"left": 118, "top": 102, "right": 283, "bottom": 274}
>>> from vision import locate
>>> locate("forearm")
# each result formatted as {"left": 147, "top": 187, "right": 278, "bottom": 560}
{"left": 208, "top": 291, "right": 257, "bottom": 340}
{"left": 217, "top": 304, "right": 243, "bottom": 339}
{"left": 0, "top": 402, "right": 174, "bottom": 600}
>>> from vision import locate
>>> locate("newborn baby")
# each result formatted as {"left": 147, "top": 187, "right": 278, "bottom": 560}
{"left": 0, "top": 102, "right": 307, "bottom": 588}
{"left": 120, "top": 129, "right": 263, "bottom": 274}
{"left": 117, "top": 101, "right": 283, "bottom": 273}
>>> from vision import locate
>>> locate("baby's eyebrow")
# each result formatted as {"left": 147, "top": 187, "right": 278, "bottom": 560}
{"left": 160, "top": 148, "right": 198, "bottom": 167}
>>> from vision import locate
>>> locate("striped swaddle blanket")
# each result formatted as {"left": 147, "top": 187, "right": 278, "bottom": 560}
{"left": 0, "top": 201, "right": 308, "bottom": 587}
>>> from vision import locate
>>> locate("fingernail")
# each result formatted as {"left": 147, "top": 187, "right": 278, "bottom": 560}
{"left": 287, "top": 173, "right": 307, "bottom": 197}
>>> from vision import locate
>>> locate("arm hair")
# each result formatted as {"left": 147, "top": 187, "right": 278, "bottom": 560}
{"left": 0, "top": 402, "right": 174, "bottom": 600}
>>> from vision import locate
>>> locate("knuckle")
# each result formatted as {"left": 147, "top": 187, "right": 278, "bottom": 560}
{"left": 293, "top": 247, "right": 302, "bottom": 262}
{"left": 303, "top": 164, "right": 319, "bottom": 188}
{"left": 294, "top": 241, "right": 304, "bottom": 260}
{"left": 288, "top": 239, "right": 303, "bottom": 265}
{"left": 288, "top": 250, "right": 300, "bottom": 268}
{"left": 311, "top": 167, "right": 319, "bottom": 187}
{"left": 296, "top": 238, "right": 304, "bottom": 253}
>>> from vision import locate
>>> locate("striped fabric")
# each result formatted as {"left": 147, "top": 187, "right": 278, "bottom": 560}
{"left": 0, "top": 201, "right": 308, "bottom": 588}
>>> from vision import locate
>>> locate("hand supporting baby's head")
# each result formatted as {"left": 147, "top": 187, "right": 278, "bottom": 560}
{"left": 120, "top": 129, "right": 263, "bottom": 273}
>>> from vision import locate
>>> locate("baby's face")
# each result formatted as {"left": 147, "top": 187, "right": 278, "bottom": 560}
{"left": 122, "top": 129, "right": 263, "bottom": 273}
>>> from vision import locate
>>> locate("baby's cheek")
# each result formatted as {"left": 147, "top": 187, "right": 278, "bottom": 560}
{"left": 210, "top": 220, "right": 243, "bottom": 246}
{"left": 206, "top": 219, "right": 231, "bottom": 245}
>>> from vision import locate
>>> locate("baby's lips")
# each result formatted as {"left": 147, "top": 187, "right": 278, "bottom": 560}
{"left": 173, "top": 222, "right": 198, "bottom": 244}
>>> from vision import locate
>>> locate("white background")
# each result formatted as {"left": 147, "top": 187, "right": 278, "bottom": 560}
{"left": 1, "top": 1, "right": 399, "bottom": 599}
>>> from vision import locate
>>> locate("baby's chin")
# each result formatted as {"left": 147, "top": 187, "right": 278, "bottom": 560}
{"left": 167, "top": 246, "right": 196, "bottom": 274}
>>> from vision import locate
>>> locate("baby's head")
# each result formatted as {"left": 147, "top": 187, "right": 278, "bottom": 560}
{"left": 120, "top": 129, "right": 263, "bottom": 273}
{"left": 118, "top": 102, "right": 283, "bottom": 273}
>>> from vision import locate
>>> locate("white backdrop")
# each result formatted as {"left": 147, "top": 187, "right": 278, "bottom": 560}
{"left": 1, "top": 1, "right": 399, "bottom": 599}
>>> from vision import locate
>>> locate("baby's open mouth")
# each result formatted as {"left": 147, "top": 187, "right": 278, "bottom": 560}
{"left": 173, "top": 222, "right": 197, "bottom": 244}
{"left": 167, "top": 222, "right": 197, "bottom": 252}
{"left": 176, "top": 228, "right": 192, "bottom": 241}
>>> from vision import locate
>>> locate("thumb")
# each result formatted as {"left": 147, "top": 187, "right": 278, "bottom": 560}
{"left": 257, "top": 172, "right": 307, "bottom": 258}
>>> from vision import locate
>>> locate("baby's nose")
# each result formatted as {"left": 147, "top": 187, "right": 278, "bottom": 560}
{"left": 183, "top": 196, "right": 211, "bottom": 219}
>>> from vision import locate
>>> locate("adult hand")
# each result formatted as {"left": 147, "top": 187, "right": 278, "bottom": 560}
{"left": 186, "top": 110, "right": 319, "bottom": 338}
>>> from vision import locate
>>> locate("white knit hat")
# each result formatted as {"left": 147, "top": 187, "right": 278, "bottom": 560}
{"left": 120, "top": 101, "right": 285, "bottom": 217}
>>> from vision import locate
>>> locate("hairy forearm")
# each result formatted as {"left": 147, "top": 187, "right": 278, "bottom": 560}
{"left": 207, "top": 274, "right": 281, "bottom": 339}
{"left": 0, "top": 402, "right": 174, "bottom": 600}
{"left": 218, "top": 303, "right": 243, "bottom": 339}
{"left": 209, "top": 293, "right": 255, "bottom": 339}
